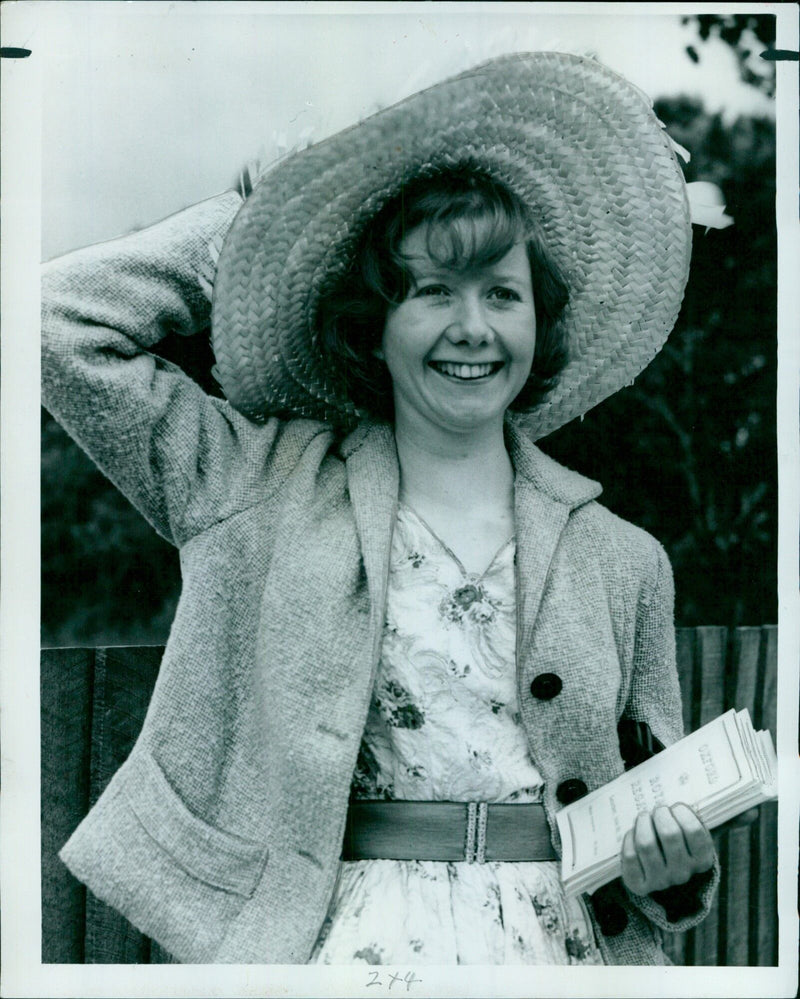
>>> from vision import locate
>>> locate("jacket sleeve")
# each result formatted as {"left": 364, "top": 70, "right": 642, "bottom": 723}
{"left": 42, "top": 191, "right": 289, "bottom": 547}
{"left": 622, "top": 540, "right": 720, "bottom": 934}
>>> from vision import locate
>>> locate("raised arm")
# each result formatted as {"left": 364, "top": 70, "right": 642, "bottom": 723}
{"left": 42, "top": 192, "right": 287, "bottom": 547}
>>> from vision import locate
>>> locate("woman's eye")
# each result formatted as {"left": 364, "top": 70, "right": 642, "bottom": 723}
{"left": 415, "top": 284, "right": 449, "bottom": 298}
{"left": 489, "top": 286, "right": 522, "bottom": 302}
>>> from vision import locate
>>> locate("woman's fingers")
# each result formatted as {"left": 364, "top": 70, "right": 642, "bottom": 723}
{"left": 621, "top": 812, "right": 670, "bottom": 893}
{"left": 633, "top": 811, "right": 676, "bottom": 891}
{"left": 652, "top": 804, "right": 691, "bottom": 871}
{"left": 621, "top": 827, "right": 647, "bottom": 895}
{"left": 670, "top": 803, "right": 716, "bottom": 871}
{"left": 620, "top": 805, "right": 715, "bottom": 895}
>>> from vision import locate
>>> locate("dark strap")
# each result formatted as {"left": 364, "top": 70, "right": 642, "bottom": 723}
{"left": 617, "top": 718, "right": 666, "bottom": 770}
{"left": 342, "top": 800, "right": 557, "bottom": 863}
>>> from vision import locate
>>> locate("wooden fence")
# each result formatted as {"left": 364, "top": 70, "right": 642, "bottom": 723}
{"left": 663, "top": 626, "right": 778, "bottom": 967}
{"left": 40, "top": 626, "right": 778, "bottom": 965}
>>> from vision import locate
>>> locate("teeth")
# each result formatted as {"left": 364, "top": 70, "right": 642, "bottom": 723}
{"left": 433, "top": 362, "right": 497, "bottom": 380}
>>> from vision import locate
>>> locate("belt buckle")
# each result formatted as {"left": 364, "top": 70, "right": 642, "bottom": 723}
{"left": 464, "top": 802, "right": 489, "bottom": 863}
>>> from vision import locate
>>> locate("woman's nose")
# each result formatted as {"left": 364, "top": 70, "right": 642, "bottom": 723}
{"left": 445, "top": 296, "right": 494, "bottom": 346}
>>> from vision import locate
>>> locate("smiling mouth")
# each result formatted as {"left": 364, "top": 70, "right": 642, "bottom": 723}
{"left": 429, "top": 361, "right": 504, "bottom": 381}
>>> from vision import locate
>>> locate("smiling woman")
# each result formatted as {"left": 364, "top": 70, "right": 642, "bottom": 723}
{"left": 43, "top": 51, "right": 726, "bottom": 966}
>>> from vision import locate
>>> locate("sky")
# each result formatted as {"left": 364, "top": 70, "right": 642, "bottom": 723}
{"left": 35, "top": 2, "right": 777, "bottom": 260}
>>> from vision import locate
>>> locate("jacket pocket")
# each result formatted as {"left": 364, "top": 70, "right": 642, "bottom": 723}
{"left": 123, "top": 751, "right": 269, "bottom": 898}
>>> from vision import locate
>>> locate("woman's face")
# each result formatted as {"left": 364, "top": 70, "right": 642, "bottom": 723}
{"left": 381, "top": 223, "right": 536, "bottom": 437}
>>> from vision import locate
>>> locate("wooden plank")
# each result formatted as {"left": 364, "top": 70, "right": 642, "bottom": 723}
{"left": 717, "top": 826, "right": 752, "bottom": 966}
{"left": 674, "top": 628, "right": 695, "bottom": 736}
{"left": 753, "top": 801, "right": 779, "bottom": 966}
{"left": 693, "top": 626, "right": 728, "bottom": 727}
{"left": 751, "top": 627, "right": 778, "bottom": 966}
{"left": 718, "top": 628, "right": 762, "bottom": 965}
{"left": 686, "top": 627, "right": 728, "bottom": 966}
{"left": 41, "top": 648, "right": 94, "bottom": 963}
{"left": 756, "top": 626, "right": 778, "bottom": 740}
{"left": 728, "top": 627, "right": 762, "bottom": 714}
{"left": 91, "top": 645, "right": 163, "bottom": 795}
{"left": 674, "top": 628, "right": 695, "bottom": 734}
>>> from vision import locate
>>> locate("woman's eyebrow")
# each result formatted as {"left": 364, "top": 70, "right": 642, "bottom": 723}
{"left": 487, "top": 272, "right": 525, "bottom": 283}
{"left": 405, "top": 260, "right": 451, "bottom": 278}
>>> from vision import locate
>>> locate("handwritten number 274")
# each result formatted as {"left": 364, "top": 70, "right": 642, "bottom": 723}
{"left": 366, "top": 970, "right": 421, "bottom": 991}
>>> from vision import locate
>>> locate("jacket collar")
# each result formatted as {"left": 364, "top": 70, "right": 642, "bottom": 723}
{"left": 503, "top": 416, "right": 602, "bottom": 510}
{"left": 339, "top": 417, "right": 602, "bottom": 512}
{"left": 338, "top": 419, "right": 389, "bottom": 461}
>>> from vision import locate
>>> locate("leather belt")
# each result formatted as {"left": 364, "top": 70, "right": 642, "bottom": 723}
{"left": 342, "top": 800, "right": 558, "bottom": 863}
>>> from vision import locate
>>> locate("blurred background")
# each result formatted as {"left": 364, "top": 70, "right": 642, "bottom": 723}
{"left": 40, "top": 6, "right": 777, "bottom": 646}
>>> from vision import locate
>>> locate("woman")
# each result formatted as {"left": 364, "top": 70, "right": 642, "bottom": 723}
{"left": 44, "top": 52, "right": 718, "bottom": 965}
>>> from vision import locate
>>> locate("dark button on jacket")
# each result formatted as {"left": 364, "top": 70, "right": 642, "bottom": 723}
{"left": 556, "top": 778, "right": 588, "bottom": 804}
{"left": 529, "top": 672, "right": 562, "bottom": 700}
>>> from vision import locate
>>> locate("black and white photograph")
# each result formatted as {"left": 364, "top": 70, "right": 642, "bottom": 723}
{"left": 1, "top": 2, "right": 798, "bottom": 996}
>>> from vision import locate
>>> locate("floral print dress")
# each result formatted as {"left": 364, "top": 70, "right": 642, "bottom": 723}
{"left": 311, "top": 504, "right": 603, "bottom": 966}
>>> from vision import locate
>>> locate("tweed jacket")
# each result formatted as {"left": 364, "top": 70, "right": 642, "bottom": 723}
{"left": 43, "top": 192, "right": 716, "bottom": 965}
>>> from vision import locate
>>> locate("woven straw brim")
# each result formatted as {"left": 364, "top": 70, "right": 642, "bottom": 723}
{"left": 211, "top": 51, "right": 691, "bottom": 438}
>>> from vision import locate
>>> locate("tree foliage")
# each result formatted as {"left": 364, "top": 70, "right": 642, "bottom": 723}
{"left": 682, "top": 13, "right": 776, "bottom": 97}
{"left": 544, "top": 99, "right": 776, "bottom": 627}
{"left": 42, "top": 412, "right": 181, "bottom": 646}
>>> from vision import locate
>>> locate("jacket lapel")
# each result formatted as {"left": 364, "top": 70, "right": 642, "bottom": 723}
{"left": 513, "top": 478, "right": 571, "bottom": 645}
{"left": 341, "top": 422, "right": 399, "bottom": 634}
{"left": 507, "top": 419, "right": 603, "bottom": 641}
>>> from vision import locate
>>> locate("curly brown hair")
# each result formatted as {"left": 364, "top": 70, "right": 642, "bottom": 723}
{"left": 316, "top": 168, "right": 569, "bottom": 422}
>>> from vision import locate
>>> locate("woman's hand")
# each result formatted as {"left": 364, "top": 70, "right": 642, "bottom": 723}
{"left": 620, "top": 803, "right": 716, "bottom": 896}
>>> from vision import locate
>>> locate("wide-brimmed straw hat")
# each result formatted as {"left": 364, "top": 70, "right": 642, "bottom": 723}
{"left": 211, "top": 50, "right": 692, "bottom": 438}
